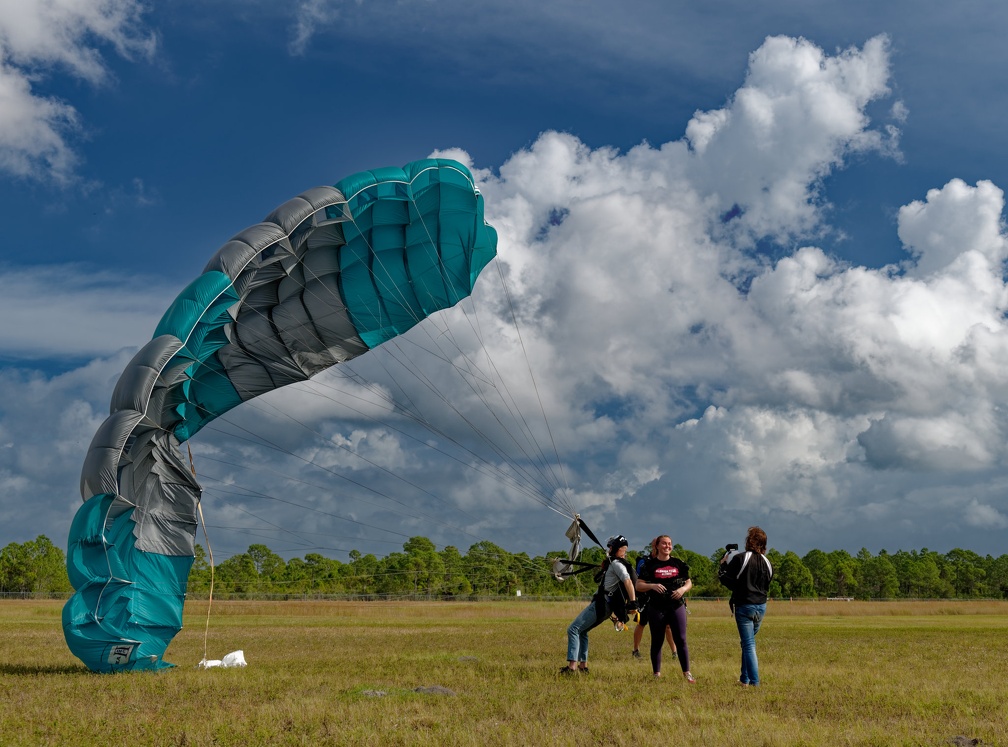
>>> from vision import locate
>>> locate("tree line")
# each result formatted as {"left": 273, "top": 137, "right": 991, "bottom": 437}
{"left": 4, "top": 533, "right": 1008, "bottom": 600}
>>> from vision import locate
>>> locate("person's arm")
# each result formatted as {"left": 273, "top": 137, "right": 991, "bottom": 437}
{"left": 634, "top": 564, "right": 665, "bottom": 594}
{"left": 718, "top": 555, "right": 738, "bottom": 589}
{"left": 623, "top": 575, "right": 637, "bottom": 603}
{"left": 635, "top": 577, "right": 666, "bottom": 594}
{"left": 670, "top": 578, "right": 692, "bottom": 600}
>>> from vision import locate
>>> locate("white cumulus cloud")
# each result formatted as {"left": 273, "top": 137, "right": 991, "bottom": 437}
{"left": 0, "top": 0, "right": 155, "bottom": 182}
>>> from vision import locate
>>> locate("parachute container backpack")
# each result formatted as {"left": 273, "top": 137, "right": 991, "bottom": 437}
{"left": 63, "top": 159, "right": 498, "bottom": 672}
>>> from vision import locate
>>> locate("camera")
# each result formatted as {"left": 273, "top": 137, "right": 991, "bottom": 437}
{"left": 725, "top": 543, "right": 738, "bottom": 552}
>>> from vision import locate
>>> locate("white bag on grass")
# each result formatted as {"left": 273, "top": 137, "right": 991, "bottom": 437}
{"left": 198, "top": 650, "right": 247, "bottom": 669}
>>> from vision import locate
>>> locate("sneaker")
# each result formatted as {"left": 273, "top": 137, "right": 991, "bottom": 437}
{"left": 578, "top": 666, "right": 589, "bottom": 674}
{"left": 559, "top": 666, "right": 576, "bottom": 675}
{"left": 683, "top": 671, "right": 696, "bottom": 683}
{"left": 632, "top": 649, "right": 641, "bottom": 658}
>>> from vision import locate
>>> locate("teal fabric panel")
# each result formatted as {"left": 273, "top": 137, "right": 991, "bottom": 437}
{"left": 333, "top": 159, "right": 498, "bottom": 349}
{"left": 152, "top": 270, "right": 244, "bottom": 440}
{"left": 63, "top": 493, "right": 193, "bottom": 672}
{"left": 154, "top": 271, "right": 237, "bottom": 343}
{"left": 173, "top": 356, "right": 243, "bottom": 441}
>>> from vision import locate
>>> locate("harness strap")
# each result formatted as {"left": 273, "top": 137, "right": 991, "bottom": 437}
{"left": 737, "top": 551, "right": 773, "bottom": 579}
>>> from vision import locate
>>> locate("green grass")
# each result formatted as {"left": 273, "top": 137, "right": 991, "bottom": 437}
{"left": 1, "top": 599, "right": 1005, "bottom": 745}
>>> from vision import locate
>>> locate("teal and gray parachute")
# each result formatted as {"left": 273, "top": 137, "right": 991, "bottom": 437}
{"left": 63, "top": 159, "right": 497, "bottom": 672}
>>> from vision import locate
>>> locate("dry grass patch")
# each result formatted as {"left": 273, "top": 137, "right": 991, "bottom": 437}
{"left": 1, "top": 599, "right": 1005, "bottom": 745}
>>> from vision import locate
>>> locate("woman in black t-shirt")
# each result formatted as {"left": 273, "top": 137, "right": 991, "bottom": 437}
{"left": 635, "top": 534, "right": 695, "bottom": 682}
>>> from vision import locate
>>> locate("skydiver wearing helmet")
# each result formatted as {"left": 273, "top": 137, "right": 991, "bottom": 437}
{"left": 560, "top": 534, "right": 639, "bottom": 675}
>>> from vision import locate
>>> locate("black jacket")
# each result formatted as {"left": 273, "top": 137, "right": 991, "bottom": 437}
{"left": 718, "top": 551, "right": 772, "bottom": 606}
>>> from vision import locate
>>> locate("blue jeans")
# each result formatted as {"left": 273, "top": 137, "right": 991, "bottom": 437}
{"left": 567, "top": 598, "right": 607, "bottom": 663}
{"left": 734, "top": 603, "right": 765, "bottom": 685}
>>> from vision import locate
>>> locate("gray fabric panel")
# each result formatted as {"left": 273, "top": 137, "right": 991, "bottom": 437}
{"left": 80, "top": 409, "right": 145, "bottom": 499}
{"left": 305, "top": 222, "right": 346, "bottom": 252}
{"left": 300, "top": 243, "right": 368, "bottom": 358}
{"left": 216, "top": 345, "right": 301, "bottom": 400}
{"left": 273, "top": 291, "right": 339, "bottom": 375}
{"left": 304, "top": 273, "right": 368, "bottom": 360}
{"left": 203, "top": 238, "right": 261, "bottom": 279}
{"left": 263, "top": 187, "right": 346, "bottom": 235}
{"left": 110, "top": 336, "right": 184, "bottom": 417}
{"left": 233, "top": 223, "right": 288, "bottom": 254}
{"left": 118, "top": 430, "right": 200, "bottom": 556}
{"left": 301, "top": 242, "right": 342, "bottom": 277}
{"left": 277, "top": 262, "right": 306, "bottom": 303}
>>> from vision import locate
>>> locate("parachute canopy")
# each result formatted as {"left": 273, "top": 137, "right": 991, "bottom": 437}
{"left": 64, "top": 159, "right": 497, "bottom": 672}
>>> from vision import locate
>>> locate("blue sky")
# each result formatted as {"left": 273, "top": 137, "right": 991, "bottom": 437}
{"left": 3, "top": 1, "right": 1008, "bottom": 562}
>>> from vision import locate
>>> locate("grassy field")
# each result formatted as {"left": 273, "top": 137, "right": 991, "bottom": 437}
{"left": 1, "top": 598, "right": 1005, "bottom": 746}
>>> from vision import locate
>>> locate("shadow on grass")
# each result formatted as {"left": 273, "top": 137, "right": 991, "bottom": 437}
{"left": 0, "top": 663, "right": 91, "bottom": 676}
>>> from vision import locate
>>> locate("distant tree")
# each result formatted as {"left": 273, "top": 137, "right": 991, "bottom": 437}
{"left": 945, "top": 548, "right": 987, "bottom": 597}
{"left": 375, "top": 552, "right": 412, "bottom": 595}
{"left": 465, "top": 540, "right": 511, "bottom": 595}
{"left": 247, "top": 544, "right": 286, "bottom": 587}
{"left": 302, "top": 553, "right": 343, "bottom": 593}
{"left": 802, "top": 548, "right": 834, "bottom": 597}
{"left": 215, "top": 553, "right": 258, "bottom": 594}
{"left": 985, "top": 554, "right": 1008, "bottom": 599}
{"left": 188, "top": 544, "right": 212, "bottom": 594}
{"left": 49, "top": 533, "right": 1004, "bottom": 602}
{"left": 676, "top": 547, "right": 717, "bottom": 596}
{"left": 0, "top": 535, "right": 71, "bottom": 593}
{"left": 404, "top": 536, "right": 445, "bottom": 596}
{"left": 777, "top": 551, "right": 814, "bottom": 598}
{"left": 766, "top": 548, "right": 784, "bottom": 598}
{"left": 828, "top": 549, "right": 857, "bottom": 598}
{"left": 347, "top": 552, "right": 378, "bottom": 594}
{"left": 440, "top": 545, "right": 472, "bottom": 596}
{"left": 857, "top": 549, "right": 899, "bottom": 599}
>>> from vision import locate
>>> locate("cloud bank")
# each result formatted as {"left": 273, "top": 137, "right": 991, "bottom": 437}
{"left": 0, "top": 0, "right": 155, "bottom": 182}
{"left": 3, "top": 33, "right": 1008, "bottom": 559}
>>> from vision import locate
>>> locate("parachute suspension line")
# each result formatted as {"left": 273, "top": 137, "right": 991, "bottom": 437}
{"left": 301, "top": 369, "right": 568, "bottom": 517}
{"left": 195, "top": 399, "right": 489, "bottom": 536}
{"left": 178, "top": 355, "right": 505, "bottom": 553}
{"left": 192, "top": 447, "right": 420, "bottom": 541}
{"left": 356, "top": 188, "right": 574, "bottom": 515}
{"left": 441, "top": 297, "right": 569, "bottom": 500}
{"left": 390, "top": 303, "right": 562, "bottom": 494}
{"left": 278, "top": 203, "right": 572, "bottom": 517}
{"left": 371, "top": 339, "right": 565, "bottom": 511}
{"left": 186, "top": 442, "right": 215, "bottom": 666}
{"left": 493, "top": 258, "right": 577, "bottom": 518}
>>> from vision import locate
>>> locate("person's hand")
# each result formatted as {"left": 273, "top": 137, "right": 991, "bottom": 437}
{"left": 653, "top": 583, "right": 666, "bottom": 594}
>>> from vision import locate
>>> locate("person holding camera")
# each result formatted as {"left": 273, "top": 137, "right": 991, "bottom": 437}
{"left": 718, "top": 526, "right": 773, "bottom": 687}
{"left": 561, "top": 534, "right": 639, "bottom": 675}
{"left": 635, "top": 534, "right": 695, "bottom": 682}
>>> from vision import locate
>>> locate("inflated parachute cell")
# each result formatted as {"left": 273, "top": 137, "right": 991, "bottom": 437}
{"left": 64, "top": 159, "right": 498, "bottom": 672}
